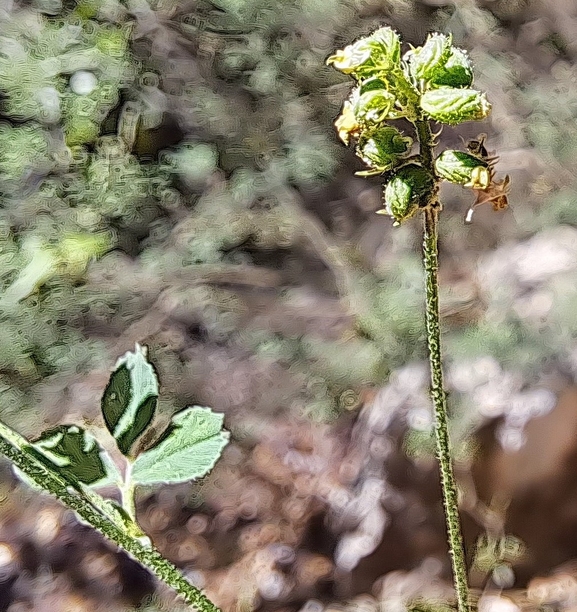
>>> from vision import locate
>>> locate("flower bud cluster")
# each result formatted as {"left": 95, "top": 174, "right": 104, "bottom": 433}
{"left": 328, "top": 27, "right": 501, "bottom": 225}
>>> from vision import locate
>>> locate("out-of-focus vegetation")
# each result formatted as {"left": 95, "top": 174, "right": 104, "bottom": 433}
{"left": 2, "top": 0, "right": 577, "bottom": 610}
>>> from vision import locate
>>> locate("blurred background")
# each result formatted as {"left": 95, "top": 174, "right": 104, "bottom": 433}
{"left": 0, "top": 0, "right": 577, "bottom": 610}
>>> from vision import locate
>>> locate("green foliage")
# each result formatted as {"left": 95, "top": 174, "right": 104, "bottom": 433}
{"left": 0, "top": 124, "right": 50, "bottom": 193}
{"left": 0, "top": 14, "right": 133, "bottom": 133}
{"left": 100, "top": 345, "right": 228, "bottom": 487}
{"left": 329, "top": 26, "right": 503, "bottom": 612}
{"left": 429, "top": 47, "right": 474, "bottom": 89}
{"left": 0, "top": 0, "right": 563, "bottom": 608}
{"left": 0, "top": 3, "right": 177, "bottom": 427}
{"left": 1, "top": 340, "right": 229, "bottom": 611}
{"left": 326, "top": 26, "right": 402, "bottom": 78}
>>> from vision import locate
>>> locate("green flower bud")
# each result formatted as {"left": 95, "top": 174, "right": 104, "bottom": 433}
{"left": 369, "top": 26, "right": 402, "bottom": 66}
{"left": 327, "top": 39, "right": 373, "bottom": 75}
{"left": 353, "top": 89, "right": 396, "bottom": 125}
{"left": 404, "top": 33, "right": 452, "bottom": 83}
{"left": 429, "top": 47, "right": 473, "bottom": 89}
{"left": 380, "top": 164, "right": 435, "bottom": 225}
{"left": 420, "top": 87, "right": 491, "bottom": 125}
{"left": 56, "top": 232, "right": 113, "bottom": 278}
{"left": 435, "top": 150, "right": 491, "bottom": 188}
{"left": 327, "top": 27, "right": 401, "bottom": 79}
{"left": 334, "top": 81, "right": 399, "bottom": 144}
{"left": 357, "top": 127, "right": 412, "bottom": 171}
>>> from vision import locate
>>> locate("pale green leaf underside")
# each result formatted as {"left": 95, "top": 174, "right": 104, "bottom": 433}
{"left": 131, "top": 406, "right": 229, "bottom": 485}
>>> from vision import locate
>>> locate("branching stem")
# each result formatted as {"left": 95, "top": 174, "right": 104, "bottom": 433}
{"left": 0, "top": 419, "right": 221, "bottom": 612}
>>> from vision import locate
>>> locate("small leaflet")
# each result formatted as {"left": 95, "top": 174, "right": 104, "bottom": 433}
{"left": 101, "top": 343, "right": 158, "bottom": 457}
{"left": 18, "top": 425, "right": 121, "bottom": 490}
{"left": 131, "top": 406, "right": 229, "bottom": 485}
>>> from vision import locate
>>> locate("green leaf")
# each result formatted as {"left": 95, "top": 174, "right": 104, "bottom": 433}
{"left": 369, "top": 26, "right": 402, "bottom": 67}
{"left": 65, "top": 117, "right": 100, "bottom": 146}
{"left": 420, "top": 87, "right": 491, "bottom": 125}
{"left": 131, "top": 406, "right": 229, "bottom": 485}
{"left": 0, "top": 124, "right": 50, "bottom": 188}
{"left": 28, "top": 425, "right": 121, "bottom": 487}
{"left": 164, "top": 143, "right": 218, "bottom": 187}
{"left": 101, "top": 344, "right": 158, "bottom": 457}
{"left": 327, "top": 39, "right": 373, "bottom": 75}
{"left": 358, "top": 77, "right": 389, "bottom": 94}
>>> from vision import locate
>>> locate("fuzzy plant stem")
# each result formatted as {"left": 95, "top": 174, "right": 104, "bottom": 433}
{"left": 416, "top": 119, "right": 471, "bottom": 612}
{"left": 0, "top": 419, "right": 221, "bottom": 612}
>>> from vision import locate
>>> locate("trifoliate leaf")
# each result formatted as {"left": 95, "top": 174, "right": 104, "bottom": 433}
{"left": 429, "top": 47, "right": 473, "bottom": 89}
{"left": 357, "top": 126, "right": 412, "bottom": 171}
{"left": 420, "top": 87, "right": 491, "bottom": 125}
{"left": 381, "top": 164, "right": 435, "bottom": 225}
{"left": 101, "top": 344, "right": 158, "bottom": 457}
{"left": 29, "top": 425, "right": 121, "bottom": 487}
{"left": 435, "top": 150, "right": 491, "bottom": 188}
{"left": 404, "top": 33, "right": 453, "bottom": 83}
{"left": 131, "top": 406, "right": 230, "bottom": 485}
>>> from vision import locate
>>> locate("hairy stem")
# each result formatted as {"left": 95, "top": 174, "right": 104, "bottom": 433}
{"left": 0, "top": 419, "right": 220, "bottom": 612}
{"left": 121, "top": 460, "right": 137, "bottom": 523}
{"left": 416, "top": 119, "right": 470, "bottom": 612}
